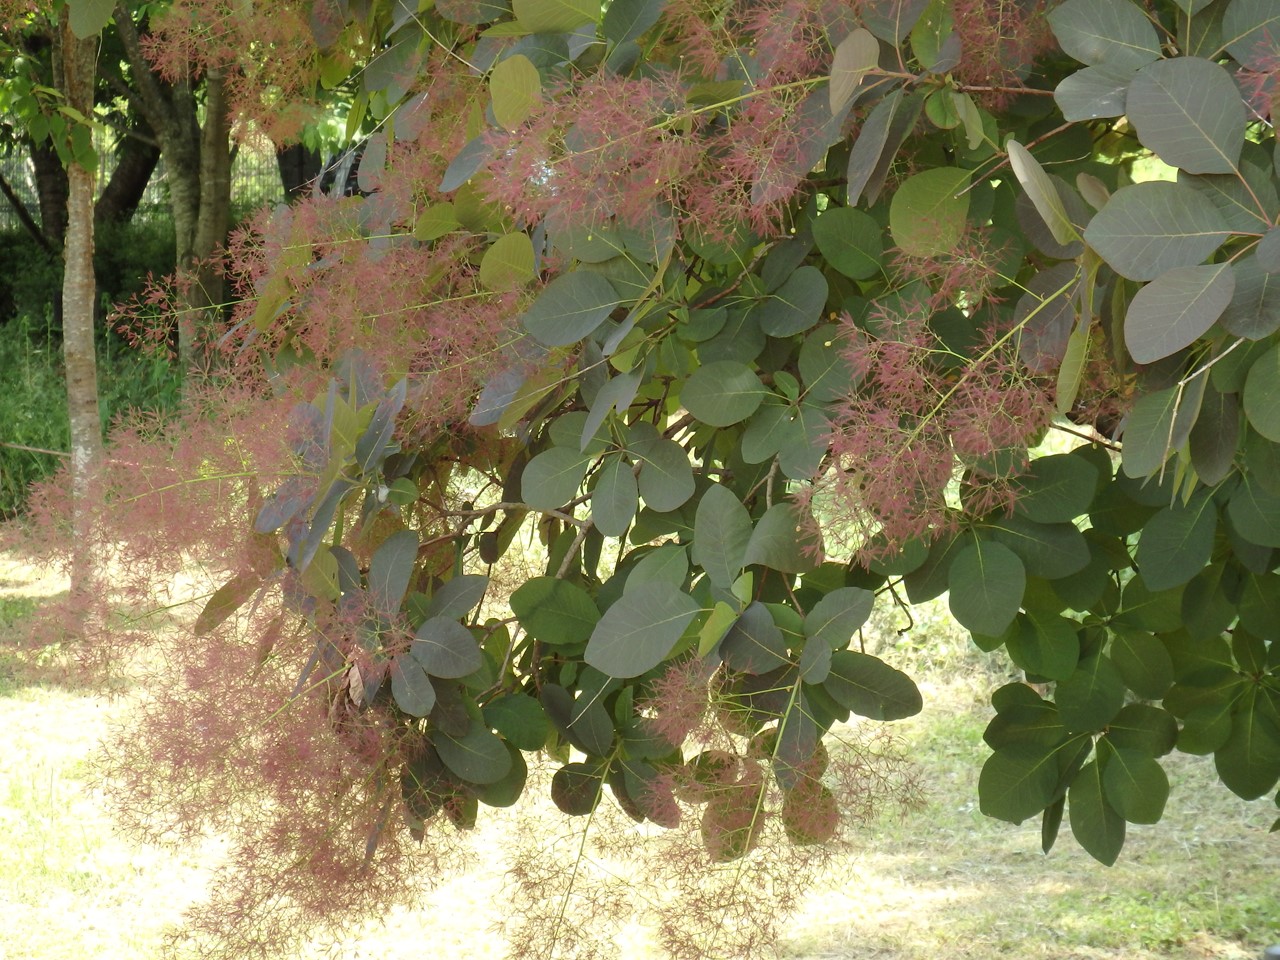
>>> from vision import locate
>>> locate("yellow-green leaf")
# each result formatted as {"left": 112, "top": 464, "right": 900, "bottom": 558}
{"left": 479, "top": 232, "right": 536, "bottom": 291}
{"left": 889, "top": 166, "right": 971, "bottom": 257}
{"left": 490, "top": 54, "right": 542, "bottom": 131}
{"left": 512, "top": 0, "right": 597, "bottom": 34}
{"left": 829, "top": 28, "right": 878, "bottom": 116}
{"left": 415, "top": 202, "right": 460, "bottom": 242}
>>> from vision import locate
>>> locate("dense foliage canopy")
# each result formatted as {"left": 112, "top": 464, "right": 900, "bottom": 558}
{"left": 14, "top": 0, "right": 1280, "bottom": 955}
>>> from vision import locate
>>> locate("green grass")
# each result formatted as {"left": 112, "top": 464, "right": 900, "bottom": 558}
{"left": 1, "top": 572, "right": 1277, "bottom": 960}
{"left": 0, "top": 314, "right": 182, "bottom": 517}
{"left": 780, "top": 686, "right": 1278, "bottom": 960}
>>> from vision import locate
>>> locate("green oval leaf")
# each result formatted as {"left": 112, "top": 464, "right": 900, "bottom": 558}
{"left": 423, "top": 574, "right": 490, "bottom": 621}
{"left": 1083, "top": 181, "right": 1232, "bottom": 281}
{"left": 799, "top": 324, "right": 862, "bottom": 402}
{"left": 69, "top": 0, "right": 115, "bottom": 38}
{"left": 1243, "top": 341, "right": 1280, "bottom": 441}
{"left": 1048, "top": 0, "right": 1160, "bottom": 71}
{"left": 720, "top": 601, "right": 790, "bottom": 674}
{"left": 490, "top": 54, "right": 542, "bottom": 132}
{"left": 479, "top": 232, "right": 536, "bottom": 291}
{"left": 628, "top": 545, "right": 690, "bottom": 589}
{"left": 1007, "top": 140, "right": 1079, "bottom": 248}
{"left": 740, "top": 399, "right": 794, "bottom": 464}
{"left": 1120, "top": 381, "right": 1204, "bottom": 478}
{"left": 601, "top": 0, "right": 665, "bottom": 47}
{"left": 743, "top": 503, "right": 821, "bottom": 574}
{"left": 391, "top": 655, "right": 437, "bottom": 717}
{"left": 804, "top": 587, "right": 875, "bottom": 650}
{"left": 828, "top": 27, "right": 878, "bottom": 115}
{"left": 1108, "top": 628, "right": 1174, "bottom": 700}
{"left": 749, "top": 265, "right": 828, "bottom": 337}
{"left": 1227, "top": 476, "right": 1280, "bottom": 548}
{"left": 512, "top": 0, "right": 597, "bottom": 32}
{"left": 584, "top": 582, "right": 701, "bottom": 678}
{"left": 1136, "top": 490, "right": 1217, "bottom": 592}
{"left": 1056, "top": 652, "right": 1126, "bottom": 732}
{"left": 522, "top": 446, "right": 591, "bottom": 511}
{"left": 861, "top": 0, "right": 928, "bottom": 44}
{"left": 1214, "top": 689, "right": 1280, "bottom": 799}
{"left": 889, "top": 166, "right": 972, "bottom": 257}
{"left": 1012, "top": 452, "right": 1099, "bottom": 523}
{"left": 368, "top": 529, "right": 419, "bottom": 615}
{"left": 812, "top": 206, "right": 884, "bottom": 280}
{"left": 1124, "top": 263, "right": 1234, "bottom": 364}
{"left": 948, "top": 540, "right": 1026, "bottom": 636}
{"left": 591, "top": 453, "right": 638, "bottom": 537}
{"left": 692, "top": 484, "right": 753, "bottom": 590}
{"left": 1222, "top": 0, "right": 1280, "bottom": 70}
{"left": 681, "top": 360, "right": 768, "bottom": 427}
{"left": 483, "top": 693, "right": 550, "bottom": 751}
{"left": 1068, "top": 758, "right": 1126, "bottom": 865}
{"left": 412, "top": 617, "right": 483, "bottom": 679}
{"left": 194, "top": 573, "right": 262, "bottom": 637}
{"left": 1106, "top": 703, "right": 1178, "bottom": 757}
{"left": 824, "top": 649, "right": 922, "bottom": 720}
{"left": 522, "top": 271, "right": 622, "bottom": 347}
{"left": 1102, "top": 746, "right": 1169, "bottom": 824}
{"left": 1004, "top": 613, "right": 1080, "bottom": 682}
{"left": 475, "top": 743, "right": 528, "bottom": 808}
{"left": 1127, "top": 58, "right": 1244, "bottom": 175}
{"left": 510, "top": 576, "right": 600, "bottom": 645}
{"left": 632, "top": 435, "right": 696, "bottom": 512}
{"left": 1221, "top": 255, "right": 1280, "bottom": 340}
{"left": 436, "top": 724, "right": 513, "bottom": 784}
{"left": 551, "top": 762, "right": 604, "bottom": 815}
{"left": 847, "top": 88, "right": 919, "bottom": 206}
{"left": 1053, "top": 64, "right": 1133, "bottom": 122}
{"left": 979, "top": 744, "right": 1062, "bottom": 824}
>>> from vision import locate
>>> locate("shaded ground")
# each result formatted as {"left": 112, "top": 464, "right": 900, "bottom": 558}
{"left": 1, "top": 550, "right": 1276, "bottom": 960}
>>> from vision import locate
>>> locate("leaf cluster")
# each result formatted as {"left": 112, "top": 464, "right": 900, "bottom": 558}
{"left": 69, "top": 0, "right": 1280, "bottom": 954}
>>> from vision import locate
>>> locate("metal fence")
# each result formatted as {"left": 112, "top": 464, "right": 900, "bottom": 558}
{"left": 0, "top": 141, "right": 285, "bottom": 234}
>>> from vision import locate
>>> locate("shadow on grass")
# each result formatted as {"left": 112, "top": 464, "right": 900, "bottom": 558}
{"left": 0, "top": 589, "right": 129, "bottom": 697}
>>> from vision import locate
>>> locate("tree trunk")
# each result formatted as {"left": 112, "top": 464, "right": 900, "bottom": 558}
{"left": 190, "top": 65, "right": 233, "bottom": 373}
{"left": 95, "top": 128, "right": 161, "bottom": 227}
{"left": 59, "top": 11, "right": 103, "bottom": 602}
{"left": 277, "top": 142, "right": 322, "bottom": 201}
{"left": 113, "top": 2, "right": 235, "bottom": 376}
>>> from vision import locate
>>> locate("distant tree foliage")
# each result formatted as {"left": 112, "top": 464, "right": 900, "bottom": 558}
{"left": 16, "top": 0, "right": 1280, "bottom": 956}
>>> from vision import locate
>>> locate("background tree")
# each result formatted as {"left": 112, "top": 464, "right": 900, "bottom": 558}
{"left": 57, "top": 0, "right": 104, "bottom": 606}
{"left": 16, "top": 0, "right": 1280, "bottom": 957}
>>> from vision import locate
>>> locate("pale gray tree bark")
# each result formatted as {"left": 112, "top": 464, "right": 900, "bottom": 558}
{"left": 58, "top": 9, "right": 103, "bottom": 595}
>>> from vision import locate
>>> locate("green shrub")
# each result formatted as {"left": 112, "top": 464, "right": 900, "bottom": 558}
{"left": 93, "top": 218, "right": 175, "bottom": 313}
{"left": 0, "top": 232, "right": 62, "bottom": 329}
{"left": 0, "top": 220, "right": 175, "bottom": 342}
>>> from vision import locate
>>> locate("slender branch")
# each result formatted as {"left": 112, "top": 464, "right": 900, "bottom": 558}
{"left": 1051, "top": 421, "right": 1120, "bottom": 451}
{"left": 1179, "top": 337, "right": 1245, "bottom": 387}
{"left": 554, "top": 519, "right": 594, "bottom": 579}
{"left": 956, "top": 84, "right": 1056, "bottom": 97}
{"left": 0, "top": 170, "right": 54, "bottom": 255}
{"left": 0, "top": 441, "right": 69, "bottom": 458}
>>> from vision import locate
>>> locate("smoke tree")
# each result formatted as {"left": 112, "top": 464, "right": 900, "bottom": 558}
{"left": 16, "top": 0, "right": 1280, "bottom": 955}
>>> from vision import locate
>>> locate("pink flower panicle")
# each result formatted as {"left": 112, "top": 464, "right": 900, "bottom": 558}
{"left": 812, "top": 288, "right": 1054, "bottom": 561}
